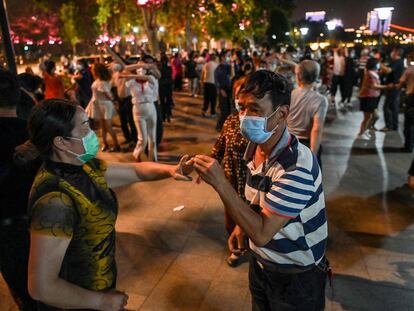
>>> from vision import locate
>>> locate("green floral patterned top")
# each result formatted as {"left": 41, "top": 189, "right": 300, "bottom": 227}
{"left": 28, "top": 158, "right": 118, "bottom": 298}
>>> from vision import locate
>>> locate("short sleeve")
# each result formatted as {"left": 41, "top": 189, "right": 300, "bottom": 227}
{"left": 125, "top": 79, "right": 135, "bottom": 89}
{"left": 315, "top": 96, "right": 329, "bottom": 122}
{"left": 30, "top": 192, "right": 77, "bottom": 238}
{"left": 147, "top": 75, "right": 157, "bottom": 86}
{"left": 263, "top": 169, "right": 315, "bottom": 219}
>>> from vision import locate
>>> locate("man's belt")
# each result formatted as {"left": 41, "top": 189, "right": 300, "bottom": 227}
{"left": 252, "top": 251, "right": 325, "bottom": 274}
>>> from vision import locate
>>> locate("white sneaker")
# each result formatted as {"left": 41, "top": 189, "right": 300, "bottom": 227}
{"left": 357, "top": 133, "right": 371, "bottom": 140}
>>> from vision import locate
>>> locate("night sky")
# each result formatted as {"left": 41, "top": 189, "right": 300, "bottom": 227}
{"left": 293, "top": 0, "right": 414, "bottom": 28}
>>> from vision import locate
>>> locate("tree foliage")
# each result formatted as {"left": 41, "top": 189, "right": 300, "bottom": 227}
{"left": 60, "top": 2, "right": 81, "bottom": 52}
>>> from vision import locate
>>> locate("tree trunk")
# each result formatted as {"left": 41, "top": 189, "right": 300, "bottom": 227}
{"left": 185, "top": 18, "right": 191, "bottom": 51}
{"left": 141, "top": 7, "right": 159, "bottom": 55}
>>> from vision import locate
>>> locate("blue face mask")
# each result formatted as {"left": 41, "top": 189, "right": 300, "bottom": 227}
{"left": 66, "top": 130, "right": 100, "bottom": 163}
{"left": 239, "top": 107, "right": 280, "bottom": 144}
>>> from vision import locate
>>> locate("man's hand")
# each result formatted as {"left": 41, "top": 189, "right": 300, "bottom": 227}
{"left": 99, "top": 290, "right": 128, "bottom": 311}
{"left": 171, "top": 155, "right": 194, "bottom": 181}
{"left": 191, "top": 155, "right": 226, "bottom": 188}
{"left": 228, "top": 225, "right": 246, "bottom": 254}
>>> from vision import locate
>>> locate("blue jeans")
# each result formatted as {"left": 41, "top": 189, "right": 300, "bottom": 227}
{"left": 249, "top": 256, "right": 327, "bottom": 311}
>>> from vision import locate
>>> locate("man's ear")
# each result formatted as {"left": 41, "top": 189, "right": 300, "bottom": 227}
{"left": 279, "top": 105, "right": 290, "bottom": 121}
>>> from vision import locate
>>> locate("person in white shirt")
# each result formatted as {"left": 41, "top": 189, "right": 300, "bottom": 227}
{"left": 330, "top": 47, "right": 346, "bottom": 105}
{"left": 201, "top": 54, "right": 219, "bottom": 117}
{"left": 122, "top": 62, "right": 159, "bottom": 162}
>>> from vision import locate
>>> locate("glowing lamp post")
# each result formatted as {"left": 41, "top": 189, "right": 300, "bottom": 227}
{"left": 326, "top": 21, "right": 336, "bottom": 31}
{"left": 375, "top": 7, "right": 394, "bottom": 50}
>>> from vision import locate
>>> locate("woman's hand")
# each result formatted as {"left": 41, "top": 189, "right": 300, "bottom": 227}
{"left": 99, "top": 290, "right": 128, "bottom": 311}
{"left": 171, "top": 155, "right": 194, "bottom": 181}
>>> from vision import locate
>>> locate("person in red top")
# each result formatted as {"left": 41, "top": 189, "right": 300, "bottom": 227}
{"left": 40, "top": 60, "right": 65, "bottom": 100}
{"left": 358, "top": 58, "right": 387, "bottom": 140}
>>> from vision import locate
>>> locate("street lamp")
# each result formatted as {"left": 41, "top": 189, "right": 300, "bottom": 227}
{"left": 326, "top": 21, "right": 336, "bottom": 31}
{"left": 374, "top": 7, "right": 394, "bottom": 50}
{"left": 300, "top": 27, "right": 309, "bottom": 36}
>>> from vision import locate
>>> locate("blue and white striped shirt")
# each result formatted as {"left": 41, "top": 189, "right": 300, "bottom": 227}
{"left": 245, "top": 129, "right": 327, "bottom": 269}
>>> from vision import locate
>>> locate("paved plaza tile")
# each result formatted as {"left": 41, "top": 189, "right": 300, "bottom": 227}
{"left": 1, "top": 92, "right": 414, "bottom": 310}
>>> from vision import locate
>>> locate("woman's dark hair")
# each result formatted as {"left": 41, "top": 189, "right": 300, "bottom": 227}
{"left": 44, "top": 60, "right": 56, "bottom": 75}
{"left": 366, "top": 57, "right": 378, "bottom": 71}
{"left": 92, "top": 63, "right": 111, "bottom": 81}
{"left": 28, "top": 99, "right": 78, "bottom": 158}
{"left": 239, "top": 70, "right": 292, "bottom": 110}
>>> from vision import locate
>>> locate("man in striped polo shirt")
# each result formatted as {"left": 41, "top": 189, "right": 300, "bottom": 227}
{"left": 192, "top": 70, "right": 329, "bottom": 310}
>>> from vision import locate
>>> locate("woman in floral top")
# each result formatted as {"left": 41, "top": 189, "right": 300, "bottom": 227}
{"left": 211, "top": 77, "right": 248, "bottom": 267}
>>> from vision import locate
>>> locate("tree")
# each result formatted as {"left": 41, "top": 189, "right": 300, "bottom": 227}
{"left": 159, "top": 0, "right": 201, "bottom": 51}
{"left": 60, "top": 2, "right": 81, "bottom": 54}
{"left": 137, "top": 0, "right": 166, "bottom": 54}
{"left": 266, "top": 8, "right": 290, "bottom": 46}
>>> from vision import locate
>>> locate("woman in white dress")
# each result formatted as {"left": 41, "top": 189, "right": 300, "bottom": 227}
{"left": 89, "top": 63, "right": 120, "bottom": 152}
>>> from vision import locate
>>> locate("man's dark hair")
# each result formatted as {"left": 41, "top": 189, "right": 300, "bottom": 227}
{"left": 239, "top": 70, "right": 292, "bottom": 110}
{"left": 28, "top": 99, "right": 78, "bottom": 158}
{"left": 366, "top": 57, "right": 378, "bottom": 71}
{"left": 393, "top": 47, "right": 404, "bottom": 58}
{"left": 0, "top": 68, "right": 21, "bottom": 108}
{"left": 44, "top": 60, "right": 56, "bottom": 75}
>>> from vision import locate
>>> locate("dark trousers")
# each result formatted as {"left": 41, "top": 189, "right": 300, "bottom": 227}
{"left": 249, "top": 256, "right": 327, "bottom": 311}
{"left": 119, "top": 96, "right": 137, "bottom": 142}
{"left": 203, "top": 83, "right": 217, "bottom": 115}
{"left": 404, "top": 95, "right": 414, "bottom": 151}
{"left": 216, "top": 89, "right": 231, "bottom": 131}
{"left": 330, "top": 75, "right": 345, "bottom": 102}
{"left": 409, "top": 158, "right": 414, "bottom": 176}
{"left": 384, "top": 90, "right": 401, "bottom": 130}
{"left": 159, "top": 84, "right": 174, "bottom": 122}
{"left": 0, "top": 219, "right": 37, "bottom": 310}
{"left": 174, "top": 75, "right": 183, "bottom": 91}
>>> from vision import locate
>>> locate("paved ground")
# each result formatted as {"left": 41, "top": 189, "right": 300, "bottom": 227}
{"left": 2, "top": 91, "right": 414, "bottom": 311}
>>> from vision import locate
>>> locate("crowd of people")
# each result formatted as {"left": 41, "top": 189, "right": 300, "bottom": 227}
{"left": 1, "top": 41, "right": 414, "bottom": 311}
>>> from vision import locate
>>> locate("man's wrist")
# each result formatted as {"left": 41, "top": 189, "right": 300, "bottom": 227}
{"left": 213, "top": 176, "right": 230, "bottom": 194}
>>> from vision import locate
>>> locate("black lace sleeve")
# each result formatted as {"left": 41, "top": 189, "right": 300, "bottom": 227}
{"left": 30, "top": 191, "right": 77, "bottom": 238}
